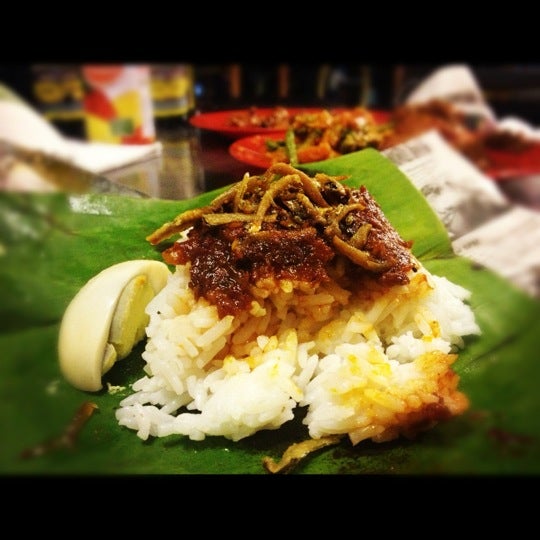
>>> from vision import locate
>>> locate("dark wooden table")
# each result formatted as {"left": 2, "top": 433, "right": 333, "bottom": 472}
{"left": 104, "top": 125, "right": 265, "bottom": 201}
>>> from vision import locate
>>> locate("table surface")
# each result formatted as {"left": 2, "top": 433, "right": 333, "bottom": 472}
{"left": 103, "top": 124, "right": 264, "bottom": 201}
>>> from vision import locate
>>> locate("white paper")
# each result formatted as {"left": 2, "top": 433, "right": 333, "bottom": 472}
{"left": 382, "top": 130, "right": 510, "bottom": 239}
{"left": 383, "top": 130, "right": 540, "bottom": 298}
{"left": 452, "top": 206, "right": 540, "bottom": 298}
{"left": 0, "top": 100, "right": 162, "bottom": 174}
{"left": 404, "top": 64, "right": 497, "bottom": 121}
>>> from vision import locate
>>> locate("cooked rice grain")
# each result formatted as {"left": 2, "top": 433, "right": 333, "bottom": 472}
{"left": 115, "top": 263, "right": 480, "bottom": 445}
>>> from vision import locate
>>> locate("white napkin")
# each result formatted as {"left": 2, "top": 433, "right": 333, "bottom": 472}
{"left": 495, "top": 116, "right": 540, "bottom": 141}
{"left": 0, "top": 99, "right": 162, "bottom": 174}
{"left": 405, "top": 64, "right": 497, "bottom": 122}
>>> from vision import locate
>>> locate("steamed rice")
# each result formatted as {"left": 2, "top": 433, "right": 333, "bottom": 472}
{"left": 115, "top": 259, "right": 480, "bottom": 445}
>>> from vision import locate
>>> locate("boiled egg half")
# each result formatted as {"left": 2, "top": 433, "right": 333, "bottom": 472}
{"left": 58, "top": 259, "right": 171, "bottom": 392}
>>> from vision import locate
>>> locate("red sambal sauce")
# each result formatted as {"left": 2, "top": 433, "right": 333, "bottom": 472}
{"left": 154, "top": 165, "right": 416, "bottom": 319}
{"left": 162, "top": 223, "right": 335, "bottom": 317}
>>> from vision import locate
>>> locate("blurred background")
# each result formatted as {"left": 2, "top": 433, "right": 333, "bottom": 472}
{"left": 2, "top": 63, "right": 540, "bottom": 139}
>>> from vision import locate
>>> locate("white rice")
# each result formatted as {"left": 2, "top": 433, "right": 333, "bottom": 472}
{"left": 115, "top": 261, "right": 480, "bottom": 445}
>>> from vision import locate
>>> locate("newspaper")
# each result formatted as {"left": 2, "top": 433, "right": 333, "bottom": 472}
{"left": 383, "top": 130, "right": 540, "bottom": 299}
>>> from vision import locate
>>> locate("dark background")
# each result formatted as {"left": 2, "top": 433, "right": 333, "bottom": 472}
{"left": 3, "top": 63, "right": 540, "bottom": 137}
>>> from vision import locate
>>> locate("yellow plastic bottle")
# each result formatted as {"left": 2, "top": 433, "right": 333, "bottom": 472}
{"left": 151, "top": 64, "right": 195, "bottom": 131}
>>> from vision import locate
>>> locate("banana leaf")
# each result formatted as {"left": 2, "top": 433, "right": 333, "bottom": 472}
{"left": 1, "top": 148, "right": 539, "bottom": 475}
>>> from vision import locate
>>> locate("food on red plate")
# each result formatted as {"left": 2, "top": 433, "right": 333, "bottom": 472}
{"left": 113, "top": 163, "right": 480, "bottom": 473}
{"left": 264, "top": 107, "right": 392, "bottom": 165}
{"left": 228, "top": 106, "right": 292, "bottom": 129}
{"left": 380, "top": 99, "right": 535, "bottom": 172}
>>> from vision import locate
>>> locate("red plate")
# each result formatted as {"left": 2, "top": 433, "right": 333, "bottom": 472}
{"left": 189, "top": 108, "right": 316, "bottom": 138}
{"left": 190, "top": 107, "right": 391, "bottom": 139}
{"left": 229, "top": 133, "right": 282, "bottom": 169}
{"left": 230, "top": 131, "right": 540, "bottom": 179}
{"left": 484, "top": 143, "right": 540, "bottom": 180}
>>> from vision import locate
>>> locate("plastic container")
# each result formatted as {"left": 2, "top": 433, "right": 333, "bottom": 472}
{"left": 151, "top": 64, "right": 195, "bottom": 131}
{"left": 81, "top": 65, "right": 155, "bottom": 144}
